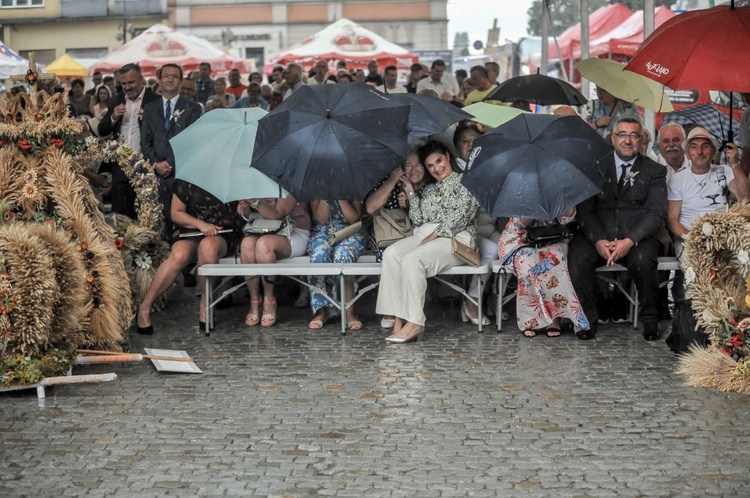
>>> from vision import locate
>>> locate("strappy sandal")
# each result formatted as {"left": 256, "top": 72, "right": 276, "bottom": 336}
{"left": 244, "top": 299, "right": 261, "bottom": 326}
{"left": 308, "top": 312, "right": 326, "bottom": 329}
{"left": 522, "top": 329, "right": 538, "bottom": 338}
{"left": 261, "top": 299, "right": 277, "bottom": 327}
{"left": 346, "top": 318, "right": 363, "bottom": 331}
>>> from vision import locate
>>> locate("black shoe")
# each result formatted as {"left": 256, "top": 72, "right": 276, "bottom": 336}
{"left": 136, "top": 324, "right": 154, "bottom": 335}
{"left": 643, "top": 322, "right": 661, "bottom": 341}
{"left": 183, "top": 272, "right": 197, "bottom": 288}
{"left": 576, "top": 324, "right": 597, "bottom": 340}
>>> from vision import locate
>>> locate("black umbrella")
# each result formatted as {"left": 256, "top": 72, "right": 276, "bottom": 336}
{"left": 483, "top": 73, "right": 588, "bottom": 106}
{"left": 461, "top": 114, "right": 612, "bottom": 221}
{"left": 388, "top": 93, "right": 473, "bottom": 141}
{"left": 251, "top": 82, "right": 411, "bottom": 201}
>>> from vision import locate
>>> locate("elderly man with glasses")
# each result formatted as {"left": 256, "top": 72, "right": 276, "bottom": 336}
{"left": 568, "top": 117, "right": 667, "bottom": 341}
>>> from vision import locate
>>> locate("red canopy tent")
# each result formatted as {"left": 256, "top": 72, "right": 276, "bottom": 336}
{"left": 90, "top": 24, "right": 250, "bottom": 77}
{"left": 548, "top": 3, "right": 633, "bottom": 61}
{"left": 608, "top": 6, "right": 677, "bottom": 56}
{"left": 264, "top": 18, "right": 417, "bottom": 74}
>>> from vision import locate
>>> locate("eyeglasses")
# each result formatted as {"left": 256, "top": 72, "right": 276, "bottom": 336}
{"left": 613, "top": 132, "right": 642, "bottom": 141}
{"left": 160, "top": 74, "right": 181, "bottom": 80}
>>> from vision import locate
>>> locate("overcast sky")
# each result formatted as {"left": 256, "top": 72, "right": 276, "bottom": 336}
{"left": 447, "top": 0, "right": 535, "bottom": 50}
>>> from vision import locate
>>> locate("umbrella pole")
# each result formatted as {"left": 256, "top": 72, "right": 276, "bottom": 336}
{"left": 728, "top": 91, "right": 735, "bottom": 143}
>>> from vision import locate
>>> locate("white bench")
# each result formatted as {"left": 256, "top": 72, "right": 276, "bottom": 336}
{"left": 198, "top": 255, "right": 490, "bottom": 335}
{"left": 492, "top": 256, "right": 681, "bottom": 332}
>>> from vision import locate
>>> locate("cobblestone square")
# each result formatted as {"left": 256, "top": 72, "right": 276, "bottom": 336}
{"left": 2, "top": 284, "right": 750, "bottom": 497}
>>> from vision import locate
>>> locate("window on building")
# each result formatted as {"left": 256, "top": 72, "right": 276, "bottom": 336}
{"left": 19, "top": 49, "right": 55, "bottom": 66}
{"left": 1, "top": 0, "right": 44, "bottom": 7}
{"left": 245, "top": 47, "right": 264, "bottom": 69}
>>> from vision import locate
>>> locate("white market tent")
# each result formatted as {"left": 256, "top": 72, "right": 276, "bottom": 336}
{"left": 266, "top": 18, "right": 417, "bottom": 73}
{"left": 90, "top": 23, "right": 250, "bottom": 77}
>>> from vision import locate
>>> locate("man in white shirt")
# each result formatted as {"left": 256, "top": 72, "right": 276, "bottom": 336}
{"left": 98, "top": 63, "right": 160, "bottom": 219}
{"left": 376, "top": 65, "right": 406, "bottom": 94}
{"left": 309, "top": 59, "right": 334, "bottom": 85}
{"left": 283, "top": 63, "right": 305, "bottom": 100}
{"left": 657, "top": 123, "right": 690, "bottom": 183}
{"left": 416, "top": 59, "right": 454, "bottom": 101}
{"left": 667, "top": 127, "right": 749, "bottom": 266}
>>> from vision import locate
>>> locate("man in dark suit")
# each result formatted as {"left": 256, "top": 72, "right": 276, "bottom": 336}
{"left": 140, "top": 63, "right": 202, "bottom": 238}
{"left": 568, "top": 117, "right": 667, "bottom": 341}
{"left": 98, "top": 63, "right": 160, "bottom": 219}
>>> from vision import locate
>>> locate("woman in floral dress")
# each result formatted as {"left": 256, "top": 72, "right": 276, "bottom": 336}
{"left": 307, "top": 200, "right": 367, "bottom": 330}
{"left": 498, "top": 208, "right": 590, "bottom": 337}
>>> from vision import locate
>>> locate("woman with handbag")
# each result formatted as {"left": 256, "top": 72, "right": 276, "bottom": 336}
{"left": 376, "top": 140, "right": 480, "bottom": 343}
{"left": 497, "top": 209, "right": 590, "bottom": 338}
{"left": 454, "top": 123, "right": 503, "bottom": 326}
{"left": 308, "top": 200, "right": 367, "bottom": 330}
{"left": 136, "top": 179, "right": 238, "bottom": 335}
{"left": 365, "top": 146, "right": 432, "bottom": 328}
{"left": 238, "top": 197, "right": 311, "bottom": 327}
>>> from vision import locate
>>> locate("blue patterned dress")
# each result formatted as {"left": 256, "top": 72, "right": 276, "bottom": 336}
{"left": 308, "top": 201, "right": 367, "bottom": 314}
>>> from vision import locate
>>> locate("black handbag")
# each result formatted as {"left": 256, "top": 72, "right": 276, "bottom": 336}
{"left": 523, "top": 223, "right": 575, "bottom": 248}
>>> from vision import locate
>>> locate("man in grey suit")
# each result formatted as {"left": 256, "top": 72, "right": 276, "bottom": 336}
{"left": 98, "top": 63, "right": 160, "bottom": 219}
{"left": 568, "top": 117, "right": 667, "bottom": 341}
{"left": 140, "top": 63, "right": 202, "bottom": 237}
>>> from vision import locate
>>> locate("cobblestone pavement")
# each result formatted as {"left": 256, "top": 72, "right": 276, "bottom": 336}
{"left": 2, "top": 282, "right": 750, "bottom": 497}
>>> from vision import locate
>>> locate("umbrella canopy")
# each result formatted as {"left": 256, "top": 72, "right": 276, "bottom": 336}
{"left": 91, "top": 23, "right": 250, "bottom": 78}
{"left": 661, "top": 103, "right": 741, "bottom": 147}
{"left": 625, "top": 5, "right": 750, "bottom": 93}
{"left": 461, "top": 114, "right": 612, "bottom": 221}
{"left": 387, "top": 93, "right": 473, "bottom": 142}
{"left": 251, "top": 82, "right": 411, "bottom": 201}
{"left": 264, "top": 18, "right": 417, "bottom": 73}
{"left": 462, "top": 102, "right": 528, "bottom": 129}
{"left": 483, "top": 73, "right": 588, "bottom": 106}
{"left": 46, "top": 54, "right": 88, "bottom": 78}
{"left": 172, "top": 108, "right": 287, "bottom": 203}
{"left": 575, "top": 58, "right": 673, "bottom": 113}
{"left": 0, "top": 41, "right": 28, "bottom": 79}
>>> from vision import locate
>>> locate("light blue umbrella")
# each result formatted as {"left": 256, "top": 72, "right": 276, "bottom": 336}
{"left": 172, "top": 108, "right": 288, "bottom": 202}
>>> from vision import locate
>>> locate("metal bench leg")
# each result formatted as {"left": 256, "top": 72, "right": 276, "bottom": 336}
{"left": 632, "top": 283, "right": 639, "bottom": 330}
{"left": 340, "top": 273, "right": 347, "bottom": 335}
{"left": 204, "top": 277, "right": 212, "bottom": 336}
{"left": 477, "top": 278, "right": 483, "bottom": 333}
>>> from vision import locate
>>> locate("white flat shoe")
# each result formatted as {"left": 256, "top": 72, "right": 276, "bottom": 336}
{"left": 385, "top": 326, "right": 424, "bottom": 344}
{"left": 381, "top": 318, "right": 395, "bottom": 329}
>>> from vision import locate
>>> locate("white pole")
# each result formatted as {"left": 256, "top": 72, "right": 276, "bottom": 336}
{"left": 580, "top": 0, "right": 590, "bottom": 100}
{"left": 541, "top": 0, "right": 549, "bottom": 76}
{"left": 643, "top": 0, "right": 656, "bottom": 138}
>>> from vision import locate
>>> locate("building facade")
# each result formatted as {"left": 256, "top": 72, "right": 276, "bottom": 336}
{"left": 0, "top": 0, "right": 166, "bottom": 67}
{"left": 170, "top": 0, "right": 448, "bottom": 70}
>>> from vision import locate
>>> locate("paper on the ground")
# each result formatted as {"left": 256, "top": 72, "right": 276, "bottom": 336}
{"left": 143, "top": 348, "right": 202, "bottom": 374}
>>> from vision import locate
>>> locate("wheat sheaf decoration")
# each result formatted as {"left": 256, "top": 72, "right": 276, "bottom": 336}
{"left": 680, "top": 203, "right": 750, "bottom": 394}
{"left": 0, "top": 90, "right": 132, "bottom": 371}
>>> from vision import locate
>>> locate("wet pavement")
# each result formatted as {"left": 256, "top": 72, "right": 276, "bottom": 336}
{"left": 2, "top": 282, "right": 750, "bottom": 497}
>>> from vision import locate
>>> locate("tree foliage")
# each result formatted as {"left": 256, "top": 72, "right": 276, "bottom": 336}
{"left": 527, "top": 1, "right": 675, "bottom": 38}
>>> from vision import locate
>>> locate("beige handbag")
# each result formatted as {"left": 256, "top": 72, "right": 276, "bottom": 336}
{"left": 373, "top": 207, "right": 413, "bottom": 248}
{"left": 327, "top": 221, "right": 363, "bottom": 246}
{"left": 451, "top": 238, "right": 480, "bottom": 267}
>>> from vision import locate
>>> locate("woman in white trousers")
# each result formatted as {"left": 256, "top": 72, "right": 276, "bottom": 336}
{"left": 376, "top": 140, "right": 479, "bottom": 343}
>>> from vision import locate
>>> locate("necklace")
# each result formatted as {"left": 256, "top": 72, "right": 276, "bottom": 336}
{"left": 690, "top": 168, "right": 711, "bottom": 190}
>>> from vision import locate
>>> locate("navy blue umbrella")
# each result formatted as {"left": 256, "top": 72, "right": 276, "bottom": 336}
{"left": 388, "top": 92, "right": 473, "bottom": 141}
{"left": 461, "top": 114, "right": 612, "bottom": 221}
{"left": 251, "top": 82, "right": 411, "bottom": 201}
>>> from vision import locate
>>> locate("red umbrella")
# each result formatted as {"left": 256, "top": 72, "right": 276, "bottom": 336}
{"left": 624, "top": 4, "right": 750, "bottom": 93}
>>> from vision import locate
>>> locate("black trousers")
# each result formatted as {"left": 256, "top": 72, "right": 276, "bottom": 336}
{"left": 568, "top": 235, "right": 662, "bottom": 326}
{"left": 111, "top": 180, "right": 137, "bottom": 220}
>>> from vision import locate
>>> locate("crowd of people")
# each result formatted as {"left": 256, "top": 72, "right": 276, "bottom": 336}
{"left": 8, "top": 56, "right": 748, "bottom": 346}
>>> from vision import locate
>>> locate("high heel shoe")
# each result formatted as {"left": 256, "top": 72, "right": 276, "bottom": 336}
{"left": 460, "top": 302, "right": 491, "bottom": 326}
{"left": 385, "top": 325, "right": 424, "bottom": 343}
{"left": 261, "top": 299, "right": 277, "bottom": 327}
{"left": 244, "top": 299, "right": 262, "bottom": 326}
